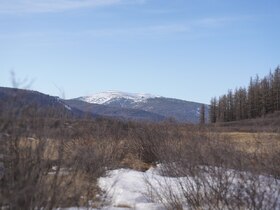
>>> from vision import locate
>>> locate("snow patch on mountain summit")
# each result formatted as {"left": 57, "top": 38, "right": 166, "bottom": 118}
{"left": 80, "top": 91, "right": 159, "bottom": 105}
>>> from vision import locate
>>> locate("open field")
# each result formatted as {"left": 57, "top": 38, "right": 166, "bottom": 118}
{"left": 219, "top": 132, "right": 280, "bottom": 154}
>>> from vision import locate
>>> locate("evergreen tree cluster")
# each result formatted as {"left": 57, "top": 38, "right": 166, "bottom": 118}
{"left": 210, "top": 66, "right": 280, "bottom": 123}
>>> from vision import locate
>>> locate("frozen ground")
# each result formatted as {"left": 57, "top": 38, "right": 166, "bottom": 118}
{"left": 61, "top": 166, "right": 170, "bottom": 210}
{"left": 62, "top": 165, "right": 280, "bottom": 210}
{"left": 98, "top": 167, "right": 168, "bottom": 210}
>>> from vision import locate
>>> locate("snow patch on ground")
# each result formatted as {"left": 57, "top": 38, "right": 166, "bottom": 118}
{"left": 62, "top": 166, "right": 280, "bottom": 210}
{"left": 62, "top": 167, "right": 168, "bottom": 210}
{"left": 98, "top": 168, "right": 168, "bottom": 209}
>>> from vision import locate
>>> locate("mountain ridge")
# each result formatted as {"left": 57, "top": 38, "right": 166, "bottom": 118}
{"left": 0, "top": 87, "right": 208, "bottom": 123}
{"left": 73, "top": 90, "right": 208, "bottom": 123}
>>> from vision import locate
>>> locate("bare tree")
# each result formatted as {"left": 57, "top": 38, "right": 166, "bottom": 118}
{"left": 199, "top": 104, "right": 205, "bottom": 125}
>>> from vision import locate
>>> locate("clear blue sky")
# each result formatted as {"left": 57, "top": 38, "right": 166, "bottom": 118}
{"left": 0, "top": 0, "right": 279, "bottom": 103}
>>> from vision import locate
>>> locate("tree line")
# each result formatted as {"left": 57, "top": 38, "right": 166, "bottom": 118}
{"left": 209, "top": 66, "right": 280, "bottom": 123}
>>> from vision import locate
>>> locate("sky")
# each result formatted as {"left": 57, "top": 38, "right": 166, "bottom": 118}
{"left": 0, "top": 0, "right": 280, "bottom": 104}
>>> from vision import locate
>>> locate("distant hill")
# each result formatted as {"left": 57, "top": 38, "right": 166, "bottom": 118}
{"left": 0, "top": 87, "right": 83, "bottom": 118}
{"left": 0, "top": 88, "right": 208, "bottom": 123}
{"left": 65, "top": 99, "right": 166, "bottom": 122}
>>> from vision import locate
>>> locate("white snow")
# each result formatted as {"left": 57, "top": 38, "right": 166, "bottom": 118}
{"left": 64, "top": 104, "right": 72, "bottom": 111}
{"left": 79, "top": 91, "right": 158, "bottom": 105}
{"left": 61, "top": 167, "right": 169, "bottom": 210}
{"left": 98, "top": 168, "right": 155, "bottom": 208}
{"left": 97, "top": 166, "right": 186, "bottom": 210}
{"left": 56, "top": 98, "right": 72, "bottom": 111}
{"left": 61, "top": 165, "right": 280, "bottom": 210}
{"left": 196, "top": 107, "right": 200, "bottom": 116}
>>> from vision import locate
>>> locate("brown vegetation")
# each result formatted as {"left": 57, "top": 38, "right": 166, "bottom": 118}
{"left": 0, "top": 100, "right": 280, "bottom": 209}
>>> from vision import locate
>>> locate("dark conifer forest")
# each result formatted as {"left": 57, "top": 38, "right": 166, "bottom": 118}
{"left": 210, "top": 66, "right": 280, "bottom": 123}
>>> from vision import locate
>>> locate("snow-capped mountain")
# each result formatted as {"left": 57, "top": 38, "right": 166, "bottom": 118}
{"left": 72, "top": 91, "right": 208, "bottom": 123}
{"left": 79, "top": 91, "right": 158, "bottom": 105}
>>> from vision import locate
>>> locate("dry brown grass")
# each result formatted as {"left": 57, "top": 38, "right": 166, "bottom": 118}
{"left": 121, "top": 153, "right": 153, "bottom": 171}
{"left": 218, "top": 132, "right": 280, "bottom": 154}
{"left": 2, "top": 113, "right": 280, "bottom": 209}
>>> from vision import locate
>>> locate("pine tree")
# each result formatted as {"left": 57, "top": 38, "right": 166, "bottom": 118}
{"left": 199, "top": 104, "right": 205, "bottom": 125}
{"left": 260, "top": 77, "right": 270, "bottom": 116}
{"left": 247, "top": 77, "right": 255, "bottom": 118}
{"left": 273, "top": 66, "right": 280, "bottom": 111}
{"left": 209, "top": 97, "right": 217, "bottom": 123}
{"left": 227, "top": 90, "right": 234, "bottom": 121}
{"left": 218, "top": 95, "right": 227, "bottom": 122}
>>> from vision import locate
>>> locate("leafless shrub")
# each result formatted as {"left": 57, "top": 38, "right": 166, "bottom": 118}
{"left": 0, "top": 96, "right": 124, "bottom": 209}
{"left": 145, "top": 126, "right": 280, "bottom": 210}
